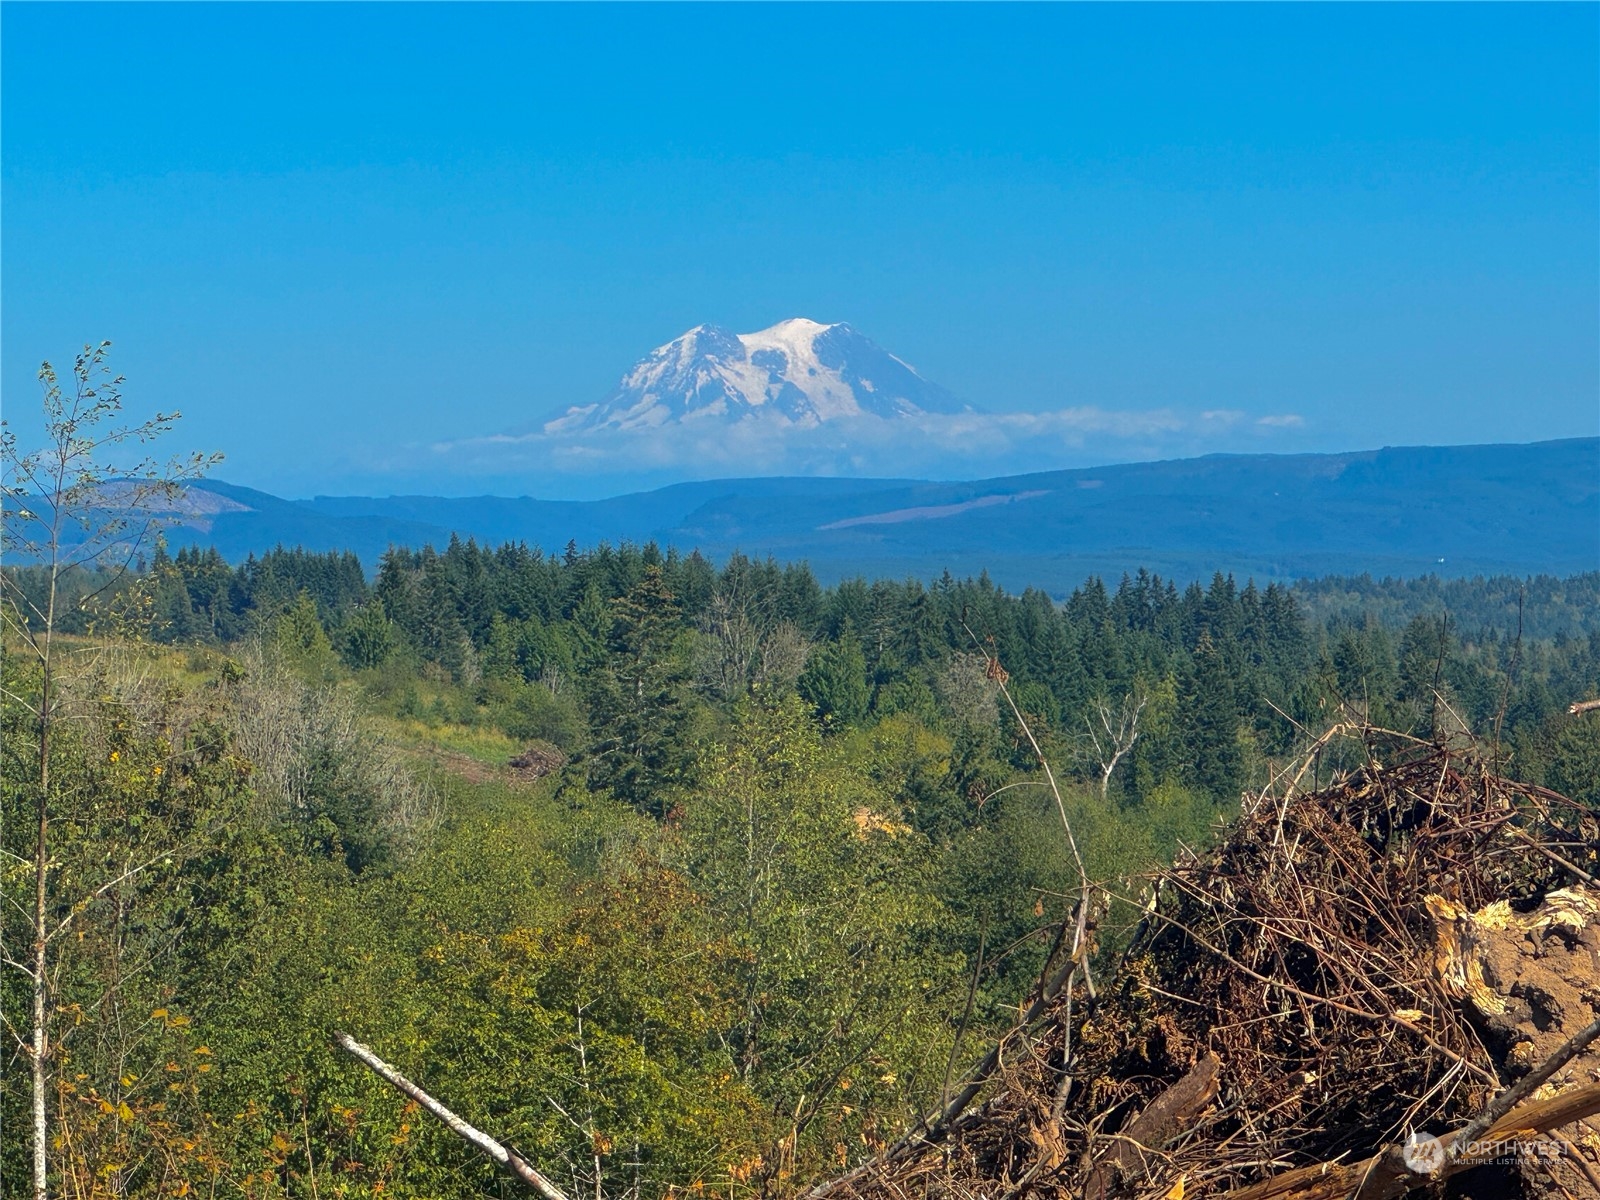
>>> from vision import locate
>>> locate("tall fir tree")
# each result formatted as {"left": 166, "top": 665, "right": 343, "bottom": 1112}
{"left": 798, "top": 622, "right": 872, "bottom": 727}
{"left": 1177, "top": 632, "right": 1244, "bottom": 801}
{"left": 581, "top": 566, "right": 693, "bottom": 815}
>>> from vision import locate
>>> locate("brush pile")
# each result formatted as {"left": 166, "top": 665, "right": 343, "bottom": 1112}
{"left": 817, "top": 737, "right": 1600, "bottom": 1200}
{"left": 508, "top": 740, "right": 568, "bottom": 781}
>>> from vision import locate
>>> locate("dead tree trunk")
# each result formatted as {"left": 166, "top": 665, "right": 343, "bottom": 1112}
{"left": 1084, "top": 687, "right": 1146, "bottom": 800}
{"left": 334, "top": 1032, "right": 573, "bottom": 1200}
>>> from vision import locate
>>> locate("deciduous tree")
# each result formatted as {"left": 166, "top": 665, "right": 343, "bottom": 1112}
{"left": 1, "top": 342, "right": 218, "bottom": 1199}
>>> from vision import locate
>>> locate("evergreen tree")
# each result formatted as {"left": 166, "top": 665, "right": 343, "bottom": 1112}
{"left": 1398, "top": 613, "right": 1454, "bottom": 735}
{"left": 174, "top": 546, "right": 237, "bottom": 639}
{"left": 272, "top": 589, "right": 336, "bottom": 673}
{"left": 339, "top": 603, "right": 397, "bottom": 671}
{"left": 581, "top": 566, "right": 693, "bottom": 815}
{"left": 798, "top": 622, "right": 872, "bottom": 726}
{"left": 1177, "top": 633, "right": 1243, "bottom": 801}
{"left": 481, "top": 612, "right": 522, "bottom": 681}
{"left": 414, "top": 550, "right": 469, "bottom": 674}
{"left": 444, "top": 534, "right": 494, "bottom": 646}
{"left": 778, "top": 561, "right": 825, "bottom": 632}
{"left": 374, "top": 549, "right": 421, "bottom": 643}
{"left": 149, "top": 543, "right": 200, "bottom": 643}
{"left": 824, "top": 578, "right": 872, "bottom": 640}
{"left": 1329, "top": 620, "right": 1401, "bottom": 725}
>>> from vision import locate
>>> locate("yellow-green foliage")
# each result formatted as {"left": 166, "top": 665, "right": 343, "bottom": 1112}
{"left": 3, "top": 640, "right": 1225, "bottom": 1199}
{"left": 674, "top": 697, "right": 965, "bottom": 1178}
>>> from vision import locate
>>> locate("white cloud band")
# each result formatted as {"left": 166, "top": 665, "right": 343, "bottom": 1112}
{"left": 426, "top": 404, "right": 1309, "bottom": 487}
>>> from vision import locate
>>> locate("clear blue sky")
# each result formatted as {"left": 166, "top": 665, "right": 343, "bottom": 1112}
{"left": 4, "top": 2, "right": 1596, "bottom": 497}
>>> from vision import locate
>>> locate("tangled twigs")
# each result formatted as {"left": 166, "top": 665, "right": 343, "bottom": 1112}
{"left": 1219, "top": 1077, "right": 1600, "bottom": 1200}
{"left": 809, "top": 732, "right": 1600, "bottom": 1200}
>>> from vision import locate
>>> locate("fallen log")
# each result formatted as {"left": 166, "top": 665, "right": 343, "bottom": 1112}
{"left": 1083, "top": 1052, "right": 1222, "bottom": 1197}
{"left": 334, "top": 1031, "right": 572, "bottom": 1200}
{"left": 1223, "top": 1073, "right": 1600, "bottom": 1199}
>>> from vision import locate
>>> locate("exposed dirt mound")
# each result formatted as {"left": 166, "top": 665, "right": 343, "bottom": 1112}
{"left": 817, "top": 740, "right": 1600, "bottom": 1200}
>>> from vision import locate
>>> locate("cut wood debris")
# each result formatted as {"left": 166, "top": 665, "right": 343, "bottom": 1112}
{"left": 811, "top": 734, "right": 1600, "bottom": 1200}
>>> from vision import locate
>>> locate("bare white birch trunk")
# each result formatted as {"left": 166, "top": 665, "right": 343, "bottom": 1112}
{"left": 334, "top": 1032, "right": 572, "bottom": 1200}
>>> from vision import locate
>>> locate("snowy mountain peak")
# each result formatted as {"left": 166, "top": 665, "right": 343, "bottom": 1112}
{"left": 546, "top": 318, "right": 963, "bottom": 434}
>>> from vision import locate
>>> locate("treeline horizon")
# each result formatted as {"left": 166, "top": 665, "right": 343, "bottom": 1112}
{"left": 22, "top": 537, "right": 1600, "bottom": 638}
{"left": 10, "top": 538, "right": 1599, "bottom": 811}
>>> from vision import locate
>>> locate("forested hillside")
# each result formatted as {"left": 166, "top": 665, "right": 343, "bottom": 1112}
{"left": 5, "top": 537, "right": 1598, "bottom": 1198}
{"left": 34, "top": 541, "right": 1600, "bottom": 796}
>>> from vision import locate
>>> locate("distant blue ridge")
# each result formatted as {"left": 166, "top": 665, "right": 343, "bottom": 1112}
{"left": 154, "top": 439, "right": 1598, "bottom": 594}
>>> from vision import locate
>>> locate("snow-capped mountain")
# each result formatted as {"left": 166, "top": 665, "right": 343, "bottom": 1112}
{"left": 546, "top": 318, "right": 964, "bottom": 433}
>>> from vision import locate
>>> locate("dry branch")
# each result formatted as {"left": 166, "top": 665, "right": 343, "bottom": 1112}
{"left": 809, "top": 735, "right": 1600, "bottom": 1200}
{"left": 1221, "top": 1078, "right": 1600, "bottom": 1200}
{"left": 334, "top": 1031, "right": 572, "bottom": 1200}
{"left": 1448, "top": 1014, "right": 1600, "bottom": 1165}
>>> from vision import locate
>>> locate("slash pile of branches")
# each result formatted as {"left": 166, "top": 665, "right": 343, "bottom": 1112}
{"left": 810, "top": 730, "right": 1600, "bottom": 1200}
